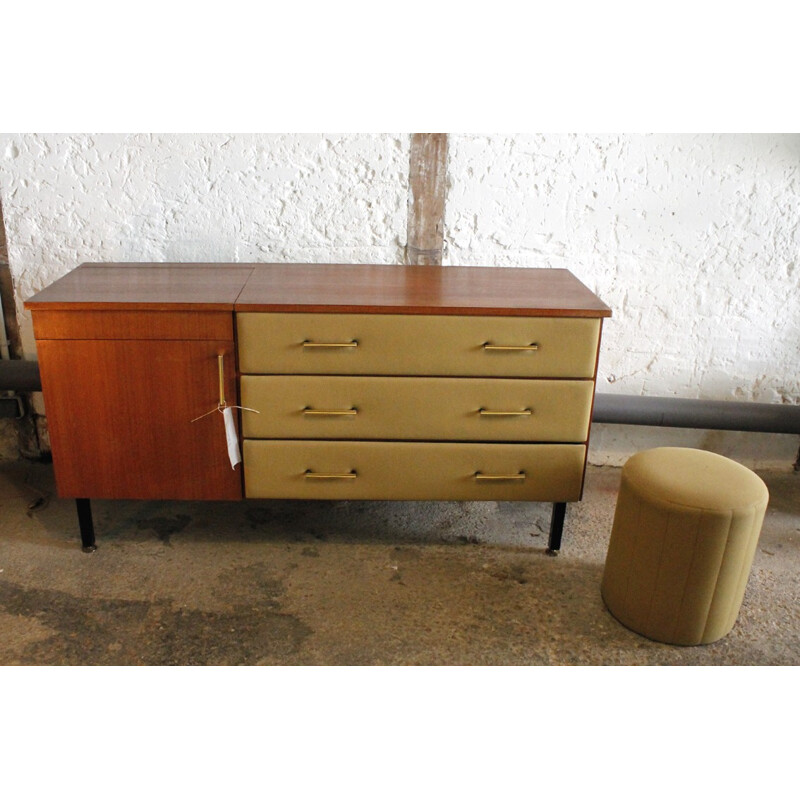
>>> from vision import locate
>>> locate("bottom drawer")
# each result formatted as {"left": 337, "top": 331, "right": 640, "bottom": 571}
{"left": 243, "top": 440, "right": 586, "bottom": 501}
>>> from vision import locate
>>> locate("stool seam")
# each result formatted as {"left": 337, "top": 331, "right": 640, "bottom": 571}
{"left": 720, "top": 508, "right": 761, "bottom": 637}
{"left": 669, "top": 511, "right": 701, "bottom": 644}
{"left": 699, "top": 508, "right": 733, "bottom": 643}
{"left": 620, "top": 493, "right": 643, "bottom": 622}
{"left": 643, "top": 508, "right": 670, "bottom": 639}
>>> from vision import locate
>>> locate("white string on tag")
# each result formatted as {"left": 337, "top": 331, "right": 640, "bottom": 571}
{"left": 190, "top": 402, "right": 259, "bottom": 470}
{"left": 190, "top": 354, "right": 258, "bottom": 469}
{"left": 190, "top": 403, "right": 260, "bottom": 423}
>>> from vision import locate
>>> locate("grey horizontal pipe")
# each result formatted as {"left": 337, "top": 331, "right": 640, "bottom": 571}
{"left": 593, "top": 393, "right": 800, "bottom": 435}
{"left": 0, "top": 360, "right": 41, "bottom": 393}
{"left": 1, "top": 359, "right": 798, "bottom": 435}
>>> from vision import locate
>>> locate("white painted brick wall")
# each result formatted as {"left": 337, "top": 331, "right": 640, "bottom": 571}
{"left": 1, "top": 133, "right": 797, "bottom": 466}
{"left": 445, "top": 133, "right": 800, "bottom": 467}
{"left": 0, "top": 133, "right": 409, "bottom": 355}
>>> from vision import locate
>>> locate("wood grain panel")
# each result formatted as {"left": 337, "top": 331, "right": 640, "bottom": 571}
{"left": 37, "top": 339, "right": 243, "bottom": 499}
{"left": 24, "top": 262, "right": 611, "bottom": 318}
{"left": 24, "top": 263, "right": 254, "bottom": 310}
{"left": 32, "top": 310, "right": 234, "bottom": 340}
{"left": 236, "top": 263, "right": 612, "bottom": 317}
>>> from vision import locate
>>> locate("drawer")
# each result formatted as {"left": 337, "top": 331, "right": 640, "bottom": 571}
{"left": 241, "top": 375, "right": 594, "bottom": 442}
{"left": 243, "top": 440, "right": 586, "bottom": 501}
{"left": 31, "top": 310, "right": 234, "bottom": 340}
{"left": 237, "top": 313, "right": 601, "bottom": 378}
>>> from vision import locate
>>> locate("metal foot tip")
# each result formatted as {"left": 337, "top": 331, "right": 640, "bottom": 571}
{"left": 82, "top": 544, "right": 97, "bottom": 554}
{"left": 546, "top": 548, "right": 559, "bottom": 557}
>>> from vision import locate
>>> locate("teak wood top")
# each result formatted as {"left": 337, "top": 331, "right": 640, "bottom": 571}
{"left": 26, "top": 262, "right": 611, "bottom": 318}
{"left": 236, "top": 263, "right": 611, "bottom": 316}
{"left": 25, "top": 263, "right": 256, "bottom": 311}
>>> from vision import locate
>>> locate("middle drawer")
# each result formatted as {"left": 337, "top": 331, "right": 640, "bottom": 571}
{"left": 241, "top": 375, "right": 594, "bottom": 442}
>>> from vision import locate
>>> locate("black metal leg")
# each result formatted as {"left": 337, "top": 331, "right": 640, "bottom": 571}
{"left": 76, "top": 498, "right": 96, "bottom": 552}
{"left": 547, "top": 502, "right": 567, "bottom": 555}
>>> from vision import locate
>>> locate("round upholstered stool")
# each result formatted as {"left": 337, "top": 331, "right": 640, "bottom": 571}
{"left": 601, "top": 447, "right": 769, "bottom": 646}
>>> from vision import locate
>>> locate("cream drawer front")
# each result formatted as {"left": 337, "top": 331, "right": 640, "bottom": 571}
{"left": 243, "top": 440, "right": 586, "bottom": 501}
{"left": 237, "top": 313, "right": 600, "bottom": 378}
{"left": 241, "top": 375, "right": 594, "bottom": 442}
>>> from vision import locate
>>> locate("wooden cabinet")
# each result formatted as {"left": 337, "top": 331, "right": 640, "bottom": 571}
{"left": 26, "top": 264, "right": 253, "bottom": 503}
{"left": 36, "top": 336, "right": 241, "bottom": 500}
{"left": 25, "top": 262, "right": 610, "bottom": 552}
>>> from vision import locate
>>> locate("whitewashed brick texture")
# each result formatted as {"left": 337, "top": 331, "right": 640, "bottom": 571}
{"left": 1, "top": 133, "right": 797, "bottom": 466}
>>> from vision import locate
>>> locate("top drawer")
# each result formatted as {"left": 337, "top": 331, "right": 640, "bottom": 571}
{"left": 237, "top": 313, "right": 601, "bottom": 378}
{"left": 31, "top": 310, "right": 234, "bottom": 341}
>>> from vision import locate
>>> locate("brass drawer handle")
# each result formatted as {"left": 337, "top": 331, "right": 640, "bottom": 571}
{"left": 478, "top": 408, "right": 532, "bottom": 417}
{"left": 474, "top": 471, "right": 527, "bottom": 481}
{"left": 483, "top": 342, "right": 539, "bottom": 351}
{"left": 302, "top": 340, "right": 359, "bottom": 348}
{"left": 304, "top": 470, "right": 358, "bottom": 480}
{"left": 303, "top": 407, "right": 358, "bottom": 416}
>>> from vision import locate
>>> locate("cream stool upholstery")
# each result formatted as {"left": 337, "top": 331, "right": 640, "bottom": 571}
{"left": 601, "top": 447, "right": 769, "bottom": 646}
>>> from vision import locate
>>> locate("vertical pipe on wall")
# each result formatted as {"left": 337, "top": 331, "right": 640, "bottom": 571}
{"left": 0, "top": 286, "right": 9, "bottom": 361}
{"left": 0, "top": 198, "right": 43, "bottom": 456}
{"left": 0, "top": 200, "right": 10, "bottom": 361}
{"left": 406, "top": 133, "right": 449, "bottom": 266}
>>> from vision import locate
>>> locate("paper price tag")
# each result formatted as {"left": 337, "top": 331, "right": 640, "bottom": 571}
{"left": 223, "top": 406, "right": 241, "bottom": 469}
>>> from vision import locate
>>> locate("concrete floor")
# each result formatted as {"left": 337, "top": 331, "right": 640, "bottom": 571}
{"left": 1, "top": 459, "right": 798, "bottom": 666}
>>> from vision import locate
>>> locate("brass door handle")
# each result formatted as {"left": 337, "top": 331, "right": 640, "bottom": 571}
{"left": 303, "top": 407, "right": 358, "bottom": 416}
{"left": 478, "top": 408, "right": 532, "bottom": 416}
{"left": 304, "top": 470, "right": 358, "bottom": 480}
{"left": 302, "top": 340, "right": 359, "bottom": 348}
{"left": 474, "top": 471, "right": 527, "bottom": 481}
{"left": 218, "top": 353, "right": 227, "bottom": 408}
{"left": 483, "top": 342, "right": 539, "bottom": 351}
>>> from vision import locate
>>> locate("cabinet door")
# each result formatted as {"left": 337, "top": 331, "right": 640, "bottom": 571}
{"left": 37, "top": 338, "right": 242, "bottom": 500}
